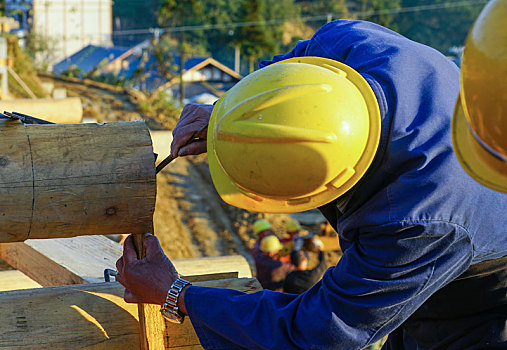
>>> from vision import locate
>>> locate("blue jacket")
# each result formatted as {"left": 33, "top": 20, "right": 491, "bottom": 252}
{"left": 184, "top": 20, "right": 507, "bottom": 349}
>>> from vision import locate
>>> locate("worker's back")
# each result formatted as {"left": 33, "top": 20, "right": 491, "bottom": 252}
{"left": 262, "top": 19, "right": 507, "bottom": 349}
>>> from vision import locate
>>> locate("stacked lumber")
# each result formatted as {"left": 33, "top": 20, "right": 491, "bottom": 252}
{"left": 0, "top": 236, "right": 259, "bottom": 349}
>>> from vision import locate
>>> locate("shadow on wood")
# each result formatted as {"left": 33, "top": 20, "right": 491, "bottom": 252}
{"left": 0, "top": 278, "right": 262, "bottom": 349}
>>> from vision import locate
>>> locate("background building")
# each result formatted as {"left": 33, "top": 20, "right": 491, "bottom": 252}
{"left": 5, "top": 0, "right": 112, "bottom": 66}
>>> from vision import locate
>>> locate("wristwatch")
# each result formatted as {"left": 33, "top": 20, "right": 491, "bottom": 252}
{"left": 160, "top": 277, "right": 191, "bottom": 324}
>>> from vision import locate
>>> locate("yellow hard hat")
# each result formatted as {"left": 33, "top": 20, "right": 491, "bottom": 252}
{"left": 207, "top": 57, "right": 381, "bottom": 213}
{"left": 285, "top": 219, "right": 301, "bottom": 233}
{"left": 253, "top": 219, "right": 272, "bottom": 235}
{"left": 452, "top": 0, "right": 507, "bottom": 193}
{"left": 260, "top": 235, "right": 282, "bottom": 253}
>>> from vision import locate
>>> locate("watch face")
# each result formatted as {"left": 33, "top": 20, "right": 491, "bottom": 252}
{"left": 161, "top": 308, "right": 184, "bottom": 324}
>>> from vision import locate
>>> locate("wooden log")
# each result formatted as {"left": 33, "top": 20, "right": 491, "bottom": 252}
{"left": 0, "top": 235, "right": 252, "bottom": 286}
{"left": 174, "top": 255, "right": 252, "bottom": 278}
{"left": 0, "top": 97, "right": 83, "bottom": 123}
{"left": 0, "top": 120, "right": 156, "bottom": 242}
{"left": 0, "top": 278, "right": 262, "bottom": 349}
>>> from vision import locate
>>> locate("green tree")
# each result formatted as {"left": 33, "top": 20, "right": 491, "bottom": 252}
{"left": 202, "top": 0, "right": 239, "bottom": 50}
{"left": 232, "top": 0, "right": 300, "bottom": 73}
{"left": 351, "top": 0, "right": 401, "bottom": 29}
{"left": 298, "top": 0, "right": 348, "bottom": 19}
{"left": 233, "top": 0, "right": 273, "bottom": 72}
{"left": 263, "top": 0, "right": 300, "bottom": 51}
{"left": 158, "top": 0, "right": 208, "bottom": 104}
{"left": 395, "top": 0, "right": 484, "bottom": 52}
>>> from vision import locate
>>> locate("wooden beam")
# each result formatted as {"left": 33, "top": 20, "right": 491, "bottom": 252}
{"left": 0, "top": 235, "right": 252, "bottom": 287}
{"left": 0, "top": 119, "right": 156, "bottom": 243}
{"left": 0, "top": 236, "right": 123, "bottom": 286}
{"left": 0, "top": 270, "right": 41, "bottom": 291}
{"left": 0, "top": 279, "right": 261, "bottom": 349}
{"left": 174, "top": 255, "right": 252, "bottom": 278}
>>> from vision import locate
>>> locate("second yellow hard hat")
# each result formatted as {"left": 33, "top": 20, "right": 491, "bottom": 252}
{"left": 452, "top": 0, "right": 507, "bottom": 193}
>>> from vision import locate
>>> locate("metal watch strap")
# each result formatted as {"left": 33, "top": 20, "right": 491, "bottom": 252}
{"left": 160, "top": 277, "right": 191, "bottom": 324}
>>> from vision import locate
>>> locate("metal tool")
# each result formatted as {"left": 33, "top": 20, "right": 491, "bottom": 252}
{"left": 0, "top": 111, "right": 54, "bottom": 124}
{"left": 104, "top": 269, "right": 118, "bottom": 282}
{"left": 155, "top": 124, "right": 208, "bottom": 174}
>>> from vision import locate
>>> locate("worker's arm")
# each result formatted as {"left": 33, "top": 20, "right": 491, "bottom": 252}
{"left": 184, "top": 222, "right": 473, "bottom": 349}
{"left": 115, "top": 225, "right": 472, "bottom": 349}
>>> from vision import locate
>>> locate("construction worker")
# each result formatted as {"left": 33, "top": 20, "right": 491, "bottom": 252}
{"left": 451, "top": 0, "right": 507, "bottom": 193}
{"left": 283, "top": 219, "right": 301, "bottom": 241}
{"left": 116, "top": 16, "right": 507, "bottom": 349}
{"left": 250, "top": 218, "right": 274, "bottom": 257}
{"left": 279, "top": 218, "right": 302, "bottom": 257}
{"left": 283, "top": 242, "right": 326, "bottom": 295}
{"left": 254, "top": 235, "right": 294, "bottom": 291}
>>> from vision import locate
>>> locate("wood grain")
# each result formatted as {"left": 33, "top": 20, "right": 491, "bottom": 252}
{"left": 0, "top": 119, "right": 156, "bottom": 242}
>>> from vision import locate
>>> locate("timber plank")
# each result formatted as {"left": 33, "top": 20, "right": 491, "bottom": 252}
{"left": 0, "top": 270, "right": 41, "bottom": 291}
{"left": 0, "top": 278, "right": 261, "bottom": 349}
{"left": 0, "top": 235, "right": 252, "bottom": 287}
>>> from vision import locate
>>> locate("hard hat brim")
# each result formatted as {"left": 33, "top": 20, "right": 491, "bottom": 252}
{"left": 452, "top": 97, "right": 507, "bottom": 193}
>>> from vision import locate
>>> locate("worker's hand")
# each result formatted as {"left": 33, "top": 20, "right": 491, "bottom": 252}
{"left": 170, "top": 103, "right": 213, "bottom": 158}
{"left": 116, "top": 234, "right": 178, "bottom": 305}
{"left": 313, "top": 237, "right": 324, "bottom": 251}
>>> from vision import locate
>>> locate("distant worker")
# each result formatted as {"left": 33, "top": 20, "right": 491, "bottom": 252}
{"left": 279, "top": 218, "right": 302, "bottom": 257}
{"left": 451, "top": 0, "right": 507, "bottom": 193}
{"left": 282, "top": 219, "right": 302, "bottom": 241}
{"left": 254, "top": 235, "right": 294, "bottom": 291}
{"left": 117, "top": 12, "right": 507, "bottom": 350}
{"left": 251, "top": 218, "right": 274, "bottom": 257}
{"left": 283, "top": 243, "right": 327, "bottom": 295}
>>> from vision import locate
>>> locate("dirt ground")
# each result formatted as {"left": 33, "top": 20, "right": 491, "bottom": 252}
{"left": 4, "top": 75, "right": 341, "bottom": 276}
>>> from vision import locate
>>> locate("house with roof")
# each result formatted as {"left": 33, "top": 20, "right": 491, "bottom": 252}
{"left": 151, "top": 56, "right": 242, "bottom": 103}
{"left": 53, "top": 43, "right": 242, "bottom": 103}
{"left": 53, "top": 45, "right": 133, "bottom": 76}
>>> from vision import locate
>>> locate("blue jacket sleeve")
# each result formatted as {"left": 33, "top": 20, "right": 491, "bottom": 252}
{"left": 185, "top": 222, "right": 473, "bottom": 349}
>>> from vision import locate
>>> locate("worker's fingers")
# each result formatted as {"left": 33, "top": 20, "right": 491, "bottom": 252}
{"left": 122, "top": 235, "right": 138, "bottom": 264}
{"left": 178, "top": 139, "right": 207, "bottom": 157}
{"left": 143, "top": 234, "right": 163, "bottom": 258}
{"left": 115, "top": 270, "right": 124, "bottom": 286}
{"left": 171, "top": 103, "right": 212, "bottom": 157}
{"left": 123, "top": 289, "right": 144, "bottom": 304}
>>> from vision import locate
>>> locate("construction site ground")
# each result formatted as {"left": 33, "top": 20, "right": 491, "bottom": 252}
{"left": 0, "top": 75, "right": 342, "bottom": 278}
